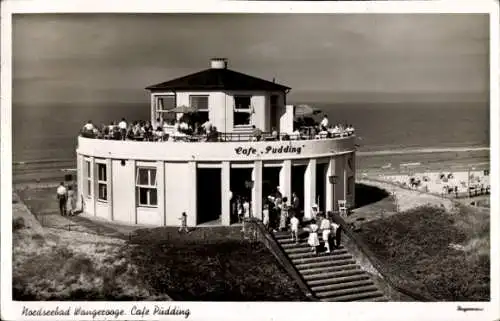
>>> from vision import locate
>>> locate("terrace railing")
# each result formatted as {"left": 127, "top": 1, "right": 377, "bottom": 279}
{"left": 79, "top": 128, "right": 355, "bottom": 143}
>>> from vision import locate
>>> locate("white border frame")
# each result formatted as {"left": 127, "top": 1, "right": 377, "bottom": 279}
{"left": 1, "top": 1, "right": 499, "bottom": 321}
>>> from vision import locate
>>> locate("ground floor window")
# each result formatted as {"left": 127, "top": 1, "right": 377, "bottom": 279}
{"left": 97, "top": 162, "right": 108, "bottom": 201}
{"left": 136, "top": 167, "right": 158, "bottom": 207}
{"left": 85, "top": 159, "right": 92, "bottom": 197}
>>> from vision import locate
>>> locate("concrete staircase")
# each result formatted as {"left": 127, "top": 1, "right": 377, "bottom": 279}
{"left": 273, "top": 230, "right": 387, "bottom": 302}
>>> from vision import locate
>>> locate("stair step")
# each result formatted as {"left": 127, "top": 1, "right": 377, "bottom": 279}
{"left": 306, "top": 270, "right": 366, "bottom": 285}
{"left": 285, "top": 246, "right": 316, "bottom": 254}
{"left": 357, "top": 296, "right": 389, "bottom": 302}
{"left": 307, "top": 274, "right": 370, "bottom": 287}
{"left": 324, "top": 290, "right": 385, "bottom": 302}
{"left": 274, "top": 233, "right": 310, "bottom": 240}
{"left": 301, "top": 263, "right": 359, "bottom": 275}
{"left": 286, "top": 247, "right": 348, "bottom": 256}
{"left": 317, "top": 285, "right": 379, "bottom": 299}
{"left": 291, "top": 253, "right": 352, "bottom": 262}
{"left": 295, "top": 258, "right": 356, "bottom": 270}
{"left": 313, "top": 279, "right": 375, "bottom": 294}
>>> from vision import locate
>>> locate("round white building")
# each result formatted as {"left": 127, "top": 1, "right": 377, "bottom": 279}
{"left": 76, "top": 58, "right": 356, "bottom": 227}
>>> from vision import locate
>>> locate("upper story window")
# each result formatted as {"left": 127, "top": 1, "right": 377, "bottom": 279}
{"left": 136, "top": 167, "right": 158, "bottom": 207}
{"left": 155, "top": 95, "right": 176, "bottom": 123}
{"left": 190, "top": 95, "right": 209, "bottom": 124}
{"left": 234, "top": 96, "right": 252, "bottom": 126}
{"left": 97, "top": 162, "right": 108, "bottom": 202}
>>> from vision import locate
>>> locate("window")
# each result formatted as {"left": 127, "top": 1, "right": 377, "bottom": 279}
{"left": 85, "top": 160, "right": 92, "bottom": 197}
{"left": 156, "top": 95, "right": 176, "bottom": 123}
{"left": 347, "top": 176, "right": 354, "bottom": 195}
{"left": 97, "top": 163, "right": 108, "bottom": 201}
{"left": 234, "top": 96, "right": 252, "bottom": 126}
{"left": 136, "top": 167, "right": 158, "bottom": 207}
{"left": 190, "top": 95, "right": 209, "bottom": 124}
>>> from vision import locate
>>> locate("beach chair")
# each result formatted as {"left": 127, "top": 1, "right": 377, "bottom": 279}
{"left": 338, "top": 200, "right": 348, "bottom": 218}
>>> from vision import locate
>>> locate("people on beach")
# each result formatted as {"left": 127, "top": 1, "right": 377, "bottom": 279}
{"left": 319, "top": 214, "right": 332, "bottom": 253}
{"left": 56, "top": 182, "right": 67, "bottom": 216}
{"left": 290, "top": 213, "right": 300, "bottom": 244}
{"left": 178, "top": 212, "right": 189, "bottom": 233}
{"left": 66, "top": 186, "right": 76, "bottom": 216}
{"left": 307, "top": 219, "right": 320, "bottom": 255}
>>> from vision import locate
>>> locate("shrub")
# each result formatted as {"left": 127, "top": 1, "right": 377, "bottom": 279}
{"left": 13, "top": 217, "right": 25, "bottom": 231}
{"left": 357, "top": 205, "right": 489, "bottom": 301}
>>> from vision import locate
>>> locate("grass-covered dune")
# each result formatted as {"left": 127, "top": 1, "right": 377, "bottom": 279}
{"left": 356, "top": 204, "right": 489, "bottom": 301}
{"left": 12, "top": 193, "right": 307, "bottom": 301}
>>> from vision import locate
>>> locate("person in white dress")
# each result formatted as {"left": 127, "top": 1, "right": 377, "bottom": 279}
{"left": 290, "top": 214, "right": 300, "bottom": 244}
{"left": 320, "top": 115, "right": 329, "bottom": 129}
{"left": 319, "top": 215, "right": 332, "bottom": 253}
{"left": 307, "top": 219, "right": 320, "bottom": 255}
{"left": 262, "top": 203, "right": 270, "bottom": 228}
{"left": 243, "top": 198, "right": 251, "bottom": 219}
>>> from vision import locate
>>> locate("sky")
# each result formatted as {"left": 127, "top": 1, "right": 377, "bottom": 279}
{"left": 12, "top": 13, "right": 489, "bottom": 105}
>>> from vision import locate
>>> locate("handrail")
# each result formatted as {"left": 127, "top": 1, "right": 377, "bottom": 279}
{"left": 79, "top": 128, "right": 355, "bottom": 143}
{"left": 330, "top": 213, "right": 436, "bottom": 302}
{"left": 244, "top": 218, "right": 318, "bottom": 301}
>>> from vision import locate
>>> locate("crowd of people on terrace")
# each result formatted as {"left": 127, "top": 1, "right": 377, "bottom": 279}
{"left": 231, "top": 187, "right": 342, "bottom": 255}
{"left": 80, "top": 117, "right": 220, "bottom": 142}
{"left": 80, "top": 114, "right": 355, "bottom": 142}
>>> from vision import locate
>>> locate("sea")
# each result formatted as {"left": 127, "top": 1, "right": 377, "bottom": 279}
{"left": 11, "top": 101, "right": 490, "bottom": 172}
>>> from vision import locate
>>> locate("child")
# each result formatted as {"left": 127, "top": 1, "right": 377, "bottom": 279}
{"left": 178, "top": 212, "right": 189, "bottom": 233}
{"left": 290, "top": 214, "right": 300, "bottom": 244}
{"left": 262, "top": 203, "right": 270, "bottom": 228}
{"left": 243, "top": 198, "right": 251, "bottom": 219}
{"left": 319, "top": 214, "right": 332, "bottom": 253}
{"left": 237, "top": 198, "right": 244, "bottom": 223}
{"left": 307, "top": 219, "right": 320, "bottom": 254}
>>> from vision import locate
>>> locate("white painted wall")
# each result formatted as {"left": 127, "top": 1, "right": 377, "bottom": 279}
{"left": 164, "top": 162, "right": 196, "bottom": 227}
{"left": 95, "top": 202, "right": 109, "bottom": 219}
{"left": 78, "top": 135, "right": 356, "bottom": 162}
{"left": 335, "top": 154, "right": 346, "bottom": 206}
{"left": 137, "top": 207, "right": 162, "bottom": 226}
{"left": 111, "top": 159, "right": 136, "bottom": 224}
{"left": 280, "top": 105, "right": 295, "bottom": 134}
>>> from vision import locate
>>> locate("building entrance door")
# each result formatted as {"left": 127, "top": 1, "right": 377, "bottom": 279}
{"left": 230, "top": 168, "right": 252, "bottom": 223}
{"left": 197, "top": 168, "right": 222, "bottom": 225}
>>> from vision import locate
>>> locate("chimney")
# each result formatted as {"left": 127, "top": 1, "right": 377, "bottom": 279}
{"left": 210, "top": 58, "right": 228, "bottom": 69}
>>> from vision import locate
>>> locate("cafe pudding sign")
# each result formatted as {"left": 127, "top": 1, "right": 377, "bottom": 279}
{"left": 234, "top": 144, "right": 305, "bottom": 156}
